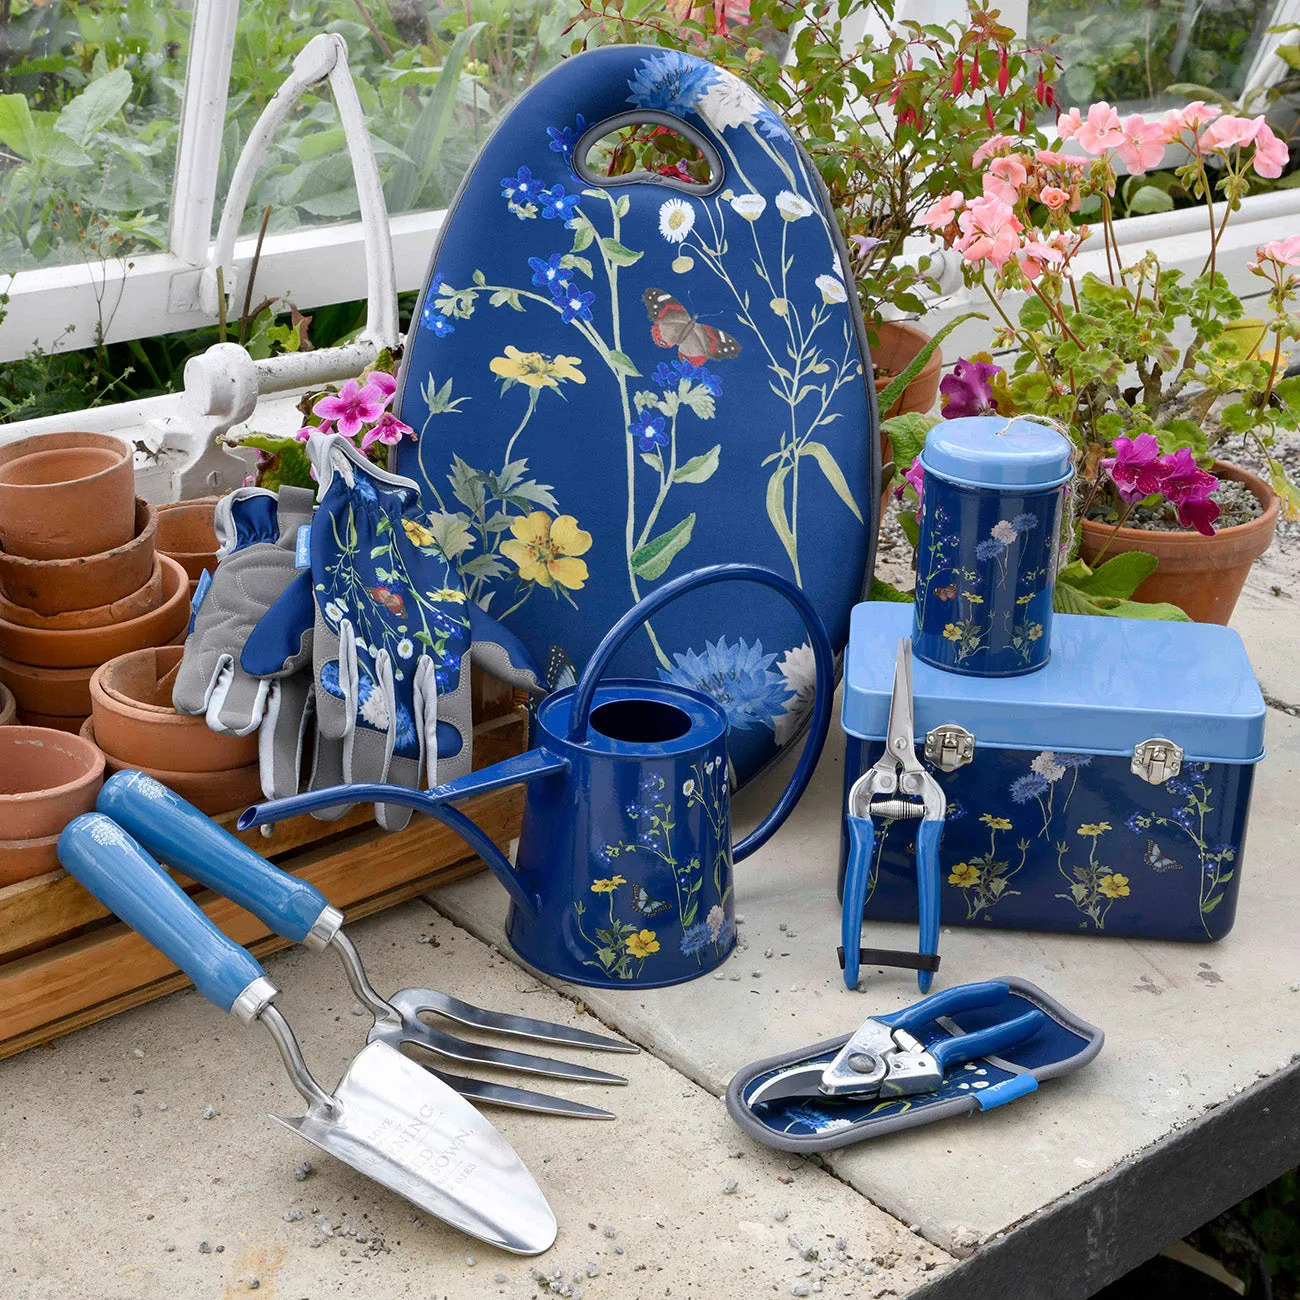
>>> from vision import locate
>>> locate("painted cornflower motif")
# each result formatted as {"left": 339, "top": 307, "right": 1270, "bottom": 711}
{"left": 539, "top": 184, "right": 580, "bottom": 221}
{"left": 625, "top": 50, "right": 719, "bottom": 115}
{"left": 660, "top": 636, "right": 793, "bottom": 733}
{"left": 500, "top": 512, "right": 592, "bottom": 592}
{"left": 501, "top": 165, "right": 544, "bottom": 206}
{"left": 547, "top": 113, "right": 586, "bottom": 161}
{"left": 528, "top": 252, "right": 570, "bottom": 292}
{"left": 680, "top": 921, "right": 712, "bottom": 956}
{"left": 554, "top": 283, "right": 596, "bottom": 324}
{"left": 975, "top": 537, "right": 1005, "bottom": 561}
{"left": 630, "top": 410, "right": 669, "bottom": 452}
{"left": 653, "top": 358, "right": 722, "bottom": 396}
{"left": 1010, "top": 773, "right": 1050, "bottom": 803}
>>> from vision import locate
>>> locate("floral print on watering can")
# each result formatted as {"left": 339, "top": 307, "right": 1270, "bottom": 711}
{"left": 393, "top": 46, "right": 878, "bottom": 791}
{"left": 912, "top": 416, "right": 1072, "bottom": 677}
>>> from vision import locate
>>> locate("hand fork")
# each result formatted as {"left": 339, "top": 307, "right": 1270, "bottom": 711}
{"left": 100, "top": 771, "right": 636, "bottom": 1119}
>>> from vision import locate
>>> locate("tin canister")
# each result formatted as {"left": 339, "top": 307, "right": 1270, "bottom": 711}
{"left": 912, "top": 417, "right": 1073, "bottom": 677}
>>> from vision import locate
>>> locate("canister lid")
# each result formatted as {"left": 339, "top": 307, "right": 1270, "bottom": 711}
{"left": 920, "top": 416, "right": 1074, "bottom": 489}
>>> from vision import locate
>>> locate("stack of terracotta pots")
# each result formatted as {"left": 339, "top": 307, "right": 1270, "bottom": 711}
{"left": 0, "top": 433, "right": 190, "bottom": 733}
{"left": 83, "top": 646, "right": 260, "bottom": 815}
{"left": 156, "top": 496, "right": 219, "bottom": 600}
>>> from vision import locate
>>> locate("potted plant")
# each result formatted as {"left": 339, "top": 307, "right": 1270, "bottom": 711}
{"left": 889, "top": 98, "right": 1298, "bottom": 623}
{"left": 577, "top": 1, "right": 1056, "bottom": 428}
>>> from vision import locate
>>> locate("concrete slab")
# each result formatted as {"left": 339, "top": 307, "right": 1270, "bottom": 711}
{"left": 435, "top": 703, "right": 1300, "bottom": 1259}
{"left": 0, "top": 903, "right": 950, "bottom": 1300}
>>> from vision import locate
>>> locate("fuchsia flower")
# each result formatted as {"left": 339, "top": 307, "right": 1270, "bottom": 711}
{"left": 312, "top": 379, "right": 389, "bottom": 438}
{"left": 360, "top": 411, "right": 414, "bottom": 451}
{"left": 1116, "top": 114, "right": 1164, "bottom": 175}
{"left": 956, "top": 196, "right": 1023, "bottom": 268}
{"left": 940, "top": 357, "right": 1003, "bottom": 417}
{"left": 1075, "top": 103, "right": 1125, "bottom": 155}
{"left": 894, "top": 459, "right": 925, "bottom": 503}
{"left": 1099, "top": 433, "right": 1166, "bottom": 503}
{"left": 919, "top": 191, "right": 964, "bottom": 231}
{"left": 972, "top": 134, "right": 1018, "bottom": 166}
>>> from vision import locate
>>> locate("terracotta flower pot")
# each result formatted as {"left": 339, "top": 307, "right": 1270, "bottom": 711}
{"left": 81, "top": 719, "right": 261, "bottom": 816}
{"left": 0, "top": 432, "right": 134, "bottom": 560}
{"left": 1078, "top": 461, "right": 1279, "bottom": 625}
{"left": 14, "top": 711, "right": 89, "bottom": 734}
{"left": 89, "top": 646, "right": 257, "bottom": 773}
{"left": 0, "top": 725, "right": 104, "bottom": 840}
{"left": 0, "top": 556, "right": 189, "bottom": 669}
{"left": 156, "top": 497, "right": 220, "bottom": 581}
{"left": 0, "top": 832, "right": 62, "bottom": 887}
{"left": 0, "top": 498, "right": 157, "bottom": 616}
{"left": 873, "top": 320, "right": 943, "bottom": 419}
{"left": 0, "top": 682, "right": 14, "bottom": 728}
{"left": 0, "top": 561, "right": 163, "bottom": 631}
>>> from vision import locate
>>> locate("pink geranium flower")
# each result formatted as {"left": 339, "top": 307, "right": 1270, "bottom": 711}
{"left": 972, "top": 134, "right": 1018, "bottom": 166}
{"left": 1056, "top": 108, "right": 1083, "bottom": 140}
{"left": 312, "top": 379, "right": 389, "bottom": 439}
{"left": 1117, "top": 114, "right": 1164, "bottom": 174}
{"left": 1035, "top": 149, "right": 1087, "bottom": 171}
{"left": 956, "top": 196, "right": 1023, "bottom": 269}
{"left": 982, "top": 154, "right": 1028, "bottom": 204}
{"left": 1020, "top": 238, "right": 1064, "bottom": 280}
{"left": 919, "top": 191, "right": 965, "bottom": 231}
{"left": 1039, "top": 185, "right": 1071, "bottom": 211}
{"left": 1099, "top": 433, "right": 1166, "bottom": 502}
{"left": 360, "top": 411, "right": 415, "bottom": 451}
{"left": 1252, "top": 123, "right": 1289, "bottom": 179}
{"left": 1254, "top": 234, "right": 1300, "bottom": 268}
{"left": 1156, "top": 100, "right": 1221, "bottom": 144}
{"left": 1076, "top": 103, "right": 1125, "bottom": 155}
{"left": 1197, "top": 113, "right": 1264, "bottom": 154}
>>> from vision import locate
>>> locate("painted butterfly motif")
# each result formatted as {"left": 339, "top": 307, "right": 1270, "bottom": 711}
{"left": 545, "top": 645, "right": 577, "bottom": 693}
{"left": 643, "top": 288, "right": 741, "bottom": 365}
{"left": 933, "top": 583, "right": 958, "bottom": 602}
{"left": 366, "top": 585, "right": 406, "bottom": 616}
{"left": 1144, "top": 840, "right": 1182, "bottom": 873}
{"left": 631, "top": 884, "right": 672, "bottom": 918}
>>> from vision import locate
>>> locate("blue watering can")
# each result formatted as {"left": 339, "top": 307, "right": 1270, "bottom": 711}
{"left": 242, "top": 564, "right": 835, "bottom": 988}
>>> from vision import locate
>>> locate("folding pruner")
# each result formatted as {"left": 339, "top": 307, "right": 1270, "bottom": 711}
{"left": 841, "top": 639, "right": 946, "bottom": 992}
{"left": 747, "top": 981, "right": 1049, "bottom": 1106}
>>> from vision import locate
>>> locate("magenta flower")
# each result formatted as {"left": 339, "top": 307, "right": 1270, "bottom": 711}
{"left": 366, "top": 371, "right": 398, "bottom": 402}
{"left": 312, "top": 379, "right": 388, "bottom": 438}
{"left": 1099, "top": 433, "right": 1165, "bottom": 503}
{"left": 940, "top": 358, "right": 1002, "bottom": 417}
{"left": 894, "top": 459, "right": 925, "bottom": 502}
{"left": 1160, "top": 446, "right": 1220, "bottom": 536}
{"left": 295, "top": 418, "right": 334, "bottom": 443}
{"left": 360, "top": 411, "right": 414, "bottom": 451}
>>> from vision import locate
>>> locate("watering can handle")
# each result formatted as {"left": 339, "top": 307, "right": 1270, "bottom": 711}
{"left": 567, "top": 563, "right": 836, "bottom": 865}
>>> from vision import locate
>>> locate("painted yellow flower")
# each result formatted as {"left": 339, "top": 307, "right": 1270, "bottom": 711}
{"left": 1077, "top": 822, "right": 1112, "bottom": 838}
{"left": 402, "top": 519, "right": 437, "bottom": 547}
{"left": 948, "top": 862, "right": 981, "bottom": 888}
{"left": 1098, "top": 873, "right": 1130, "bottom": 899}
{"left": 942, "top": 623, "right": 963, "bottom": 642}
{"left": 429, "top": 586, "right": 467, "bottom": 603}
{"left": 626, "top": 929, "right": 660, "bottom": 959}
{"left": 591, "top": 875, "right": 626, "bottom": 894}
{"left": 489, "top": 345, "right": 586, "bottom": 389}
{"left": 501, "top": 512, "right": 592, "bottom": 590}
{"left": 963, "top": 593, "right": 985, "bottom": 605}
{"left": 981, "top": 814, "right": 1013, "bottom": 830}
{"left": 1028, "top": 623, "right": 1043, "bottom": 641}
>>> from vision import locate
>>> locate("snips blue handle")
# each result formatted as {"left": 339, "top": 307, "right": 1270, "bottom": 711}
{"left": 915, "top": 818, "right": 943, "bottom": 993}
{"left": 97, "top": 771, "right": 331, "bottom": 946}
{"left": 57, "top": 813, "right": 267, "bottom": 1015}
{"left": 840, "top": 814, "right": 874, "bottom": 990}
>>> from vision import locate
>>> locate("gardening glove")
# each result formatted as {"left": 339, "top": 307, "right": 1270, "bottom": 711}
{"left": 243, "top": 433, "right": 542, "bottom": 831}
{"left": 172, "top": 485, "right": 317, "bottom": 737}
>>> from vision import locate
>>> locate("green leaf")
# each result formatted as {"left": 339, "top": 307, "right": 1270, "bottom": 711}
{"left": 677, "top": 385, "right": 715, "bottom": 420}
{"left": 607, "top": 349, "right": 641, "bottom": 377}
{"left": 631, "top": 514, "right": 696, "bottom": 580}
{"left": 640, "top": 451, "right": 664, "bottom": 473}
{"left": 673, "top": 444, "right": 720, "bottom": 484}
{"left": 569, "top": 214, "right": 596, "bottom": 252}
{"left": 0, "top": 93, "right": 34, "bottom": 156}
{"left": 1058, "top": 552, "right": 1158, "bottom": 600}
{"left": 1277, "top": 43, "right": 1300, "bottom": 70}
{"left": 1202, "top": 894, "right": 1223, "bottom": 914}
{"left": 1127, "top": 184, "right": 1174, "bottom": 215}
{"left": 599, "top": 236, "right": 643, "bottom": 268}
{"left": 1018, "top": 296, "right": 1051, "bottom": 330}
{"left": 800, "top": 441, "right": 862, "bottom": 521}
{"left": 232, "top": 435, "right": 314, "bottom": 491}
{"left": 876, "top": 311, "right": 987, "bottom": 415}
{"left": 1268, "top": 458, "right": 1300, "bottom": 523}
{"left": 765, "top": 465, "right": 797, "bottom": 570}
{"left": 880, "top": 411, "right": 938, "bottom": 470}
{"left": 614, "top": 194, "right": 631, "bottom": 219}
{"left": 560, "top": 253, "right": 593, "bottom": 279}
{"left": 54, "top": 66, "right": 132, "bottom": 148}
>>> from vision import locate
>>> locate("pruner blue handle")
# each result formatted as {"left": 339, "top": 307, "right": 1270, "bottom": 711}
{"left": 930, "top": 1008, "right": 1049, "bottom": 1073}
{"left": 840, "top": 813, "right": 874, "bottom": 990}
{"left": 882, "top": 979, "right": 1012, "bottom": 1033}
{"left": 915, "top": 818, "right": 944, "bottom": 993}
{"left": 97, "top": 771, "right": 332, "bottom": 947}
{"left": 57, "top": 813, "right": 268, "bottom": 1016}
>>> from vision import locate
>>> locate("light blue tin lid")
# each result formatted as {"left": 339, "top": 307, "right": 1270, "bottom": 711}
{"left": 920, "top": 416, "right": 1074, "bottom": 489}
{"left": 843, "top": 602, "right": 1265, "bottom": 763}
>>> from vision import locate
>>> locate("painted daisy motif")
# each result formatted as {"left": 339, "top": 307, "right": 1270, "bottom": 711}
{"left": 815, "top": 273, "right": 847, "bottom": 304}
{"left": 396, "top": 638, "right": 414, "bottom": 660}
{"left": 697, "top": 73, "right": 766, "bottom": 132}
{"left": 775, "top": 189, "right": 814, "bottom": 222}
{"left": 658, "top": 198, "right": 696, "bottom": 243}
{"left": 730, "top": 193, "right": 767, "bottom": 222}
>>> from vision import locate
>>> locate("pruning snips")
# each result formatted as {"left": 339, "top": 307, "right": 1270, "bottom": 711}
{"left": 841, "top": 639, "right": 946, "bottom": 992}
{"left": 746, "top": 981, "right": 1048, "bottom": 1106}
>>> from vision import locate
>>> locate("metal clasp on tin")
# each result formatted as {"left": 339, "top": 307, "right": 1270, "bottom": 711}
{"left": 1131, "top": 737, "right": 1183, "bottom": 785}
{"left": 924, "top": 724, "right": 975, "bottom": 772}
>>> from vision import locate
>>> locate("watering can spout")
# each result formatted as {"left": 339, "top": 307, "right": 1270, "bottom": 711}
{"left": 238, "top": 746, "right": 569, "bottom": 923}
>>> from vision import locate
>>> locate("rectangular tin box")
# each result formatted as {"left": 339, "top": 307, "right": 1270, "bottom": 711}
{"left": 840, "top": 603, "right": 1266, "bottom": 942}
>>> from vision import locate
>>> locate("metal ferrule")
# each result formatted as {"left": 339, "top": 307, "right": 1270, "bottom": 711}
{"left": 230, "top": 975, "right": 278, "bottom": 1025}
{"left": 303, "top": 905, "right": 345, "bottom": 952}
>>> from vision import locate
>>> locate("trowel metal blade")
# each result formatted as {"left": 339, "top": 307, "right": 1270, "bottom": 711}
{"left": 270, "top": 1041, "right": 557, "bottom": 1256}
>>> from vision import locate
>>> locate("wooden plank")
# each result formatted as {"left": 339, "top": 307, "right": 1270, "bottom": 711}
{"left": 0, "top": 856, "right": 486, "bottom": 1062}
{"left": 0, "top": 782, "right": 522, "bottom": 1053}
{"left": 0, "top": 705, "right": 527, "bottom": 960}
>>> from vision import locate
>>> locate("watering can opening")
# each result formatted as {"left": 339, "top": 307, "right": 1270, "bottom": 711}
{"left": 587, "top": 698, "right": 695, "bottom": 746}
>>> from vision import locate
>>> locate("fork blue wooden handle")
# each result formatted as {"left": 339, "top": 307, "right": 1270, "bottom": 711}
{"left": 98, "top": 771, "right": 331, "bottom": 946}
{"left": 57, "top": 812, "right": 269, "bottom": 1016}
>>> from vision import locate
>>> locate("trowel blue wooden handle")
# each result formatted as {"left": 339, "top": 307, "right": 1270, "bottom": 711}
{"left": 97, "top": 771, "right": 331, "bottom": 946}
{"left": 57, "top": 813, "right": 267, "bottom": 1015}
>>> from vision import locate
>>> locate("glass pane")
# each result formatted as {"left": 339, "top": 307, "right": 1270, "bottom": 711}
{"left": 0, "top": 0, "right": 191, "bottom": 272}
{"left": 225, "top": 0, "right": 576, "bottom": 237}
{"left": 1031, "top": 0, "right": 1275, "bottom": 112}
